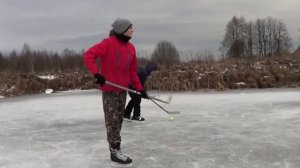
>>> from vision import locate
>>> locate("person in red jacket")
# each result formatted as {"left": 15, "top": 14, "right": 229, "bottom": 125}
{"left": 84, "top": 18, "right": 148, "bottom": 167}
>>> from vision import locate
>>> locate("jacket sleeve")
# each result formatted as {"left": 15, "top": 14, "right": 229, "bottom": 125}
{"left": 130, "top": 53, "right": 143, "bottom": 91}
{"left": 83, "top": 39, "right": 108, "bottom": 75}
{"left": 137, "top": 68, "right": 147, "bottom": 85}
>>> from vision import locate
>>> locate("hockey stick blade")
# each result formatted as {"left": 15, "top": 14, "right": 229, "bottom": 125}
{"left": 150, "top": 98, "right": 180, "bottom": 115}
{"left": 167, "top": 111, "right": 180, "bottom": 114}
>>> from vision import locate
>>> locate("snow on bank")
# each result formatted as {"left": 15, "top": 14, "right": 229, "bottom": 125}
{"left": 37, "top": 75, "right": 57, "bottom": 80}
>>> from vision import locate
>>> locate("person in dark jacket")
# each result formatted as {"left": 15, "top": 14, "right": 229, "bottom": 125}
{"left": 124, "top": 63, "right": 158, "bottom": 121}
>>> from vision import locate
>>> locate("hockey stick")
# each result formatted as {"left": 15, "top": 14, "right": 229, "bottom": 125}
{"left": 151, "top": 94, "right": 172, "bottom": 104}
{"left": 105, "top": 81, "right": 172, "bottom": 104}
{"left": 149, "top": 98, "right": 180, "bottom": 114}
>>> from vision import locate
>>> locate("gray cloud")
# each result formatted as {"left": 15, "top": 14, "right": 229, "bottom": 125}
{"left": 1, "top": 0, "right": 299, "bottom": 55}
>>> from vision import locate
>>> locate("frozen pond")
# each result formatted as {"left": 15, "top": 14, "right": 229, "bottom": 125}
{"left": 0, "top": 89, "right": 300, "bottom": 168}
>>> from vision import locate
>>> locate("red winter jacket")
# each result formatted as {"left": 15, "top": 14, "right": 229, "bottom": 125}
{"left": 84, "top": 35, "right": 143, "bottom": 92}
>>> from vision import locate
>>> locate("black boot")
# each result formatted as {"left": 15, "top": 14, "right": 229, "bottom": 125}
{"left": 110, "top": 148, "right": 132, "bottom": 167}
{"left": 110, "top": 144, "right": 132, "bottom": 167}
{"left": 131, "top": 116, "right": 145, "bottom": 122}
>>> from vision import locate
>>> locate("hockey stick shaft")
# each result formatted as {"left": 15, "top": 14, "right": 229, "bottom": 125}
{"left": 106, "top": 81, "right": 140, "bottom": 94}
{"left": 150, "top": 95, "right": 172, "bottom": 104}
{"left": 150, "top": 98, "right": 180, "bottom": 114}
{"left": 105, "top": 81, "right": 171, "bottom": 104}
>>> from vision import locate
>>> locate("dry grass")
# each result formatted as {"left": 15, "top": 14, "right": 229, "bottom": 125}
{"left": 146, "top": 55, "right": 300, "bottom": 91}
{"left": 0, "top": 55, "right": 299, "bottom": 97}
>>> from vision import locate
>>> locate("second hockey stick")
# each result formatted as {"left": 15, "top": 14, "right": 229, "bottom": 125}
{"left": 105, "top": 81, "right": 172, "bottom": 104}
{"left": 149, "top": 98, "right": 180, "bottom": 114}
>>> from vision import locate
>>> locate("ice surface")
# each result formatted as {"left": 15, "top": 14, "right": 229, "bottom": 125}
{"left": 0, "top": 89, "right": 300, "bottom": 168}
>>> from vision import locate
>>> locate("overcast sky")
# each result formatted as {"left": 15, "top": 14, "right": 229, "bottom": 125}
{"left": 0, "top": 0, "right": 299, "bottom": 56}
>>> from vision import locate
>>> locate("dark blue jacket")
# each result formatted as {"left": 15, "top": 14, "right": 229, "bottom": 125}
{"left": 137, "top": 63, "right": 158, "bottom": 86}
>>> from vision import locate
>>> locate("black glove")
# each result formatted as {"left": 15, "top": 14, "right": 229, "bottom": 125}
{"left": 93, "top": 73, "right": 106, "bottom": 86}
{"left": 140, "top": 90, "right": 149, "bottom": 99}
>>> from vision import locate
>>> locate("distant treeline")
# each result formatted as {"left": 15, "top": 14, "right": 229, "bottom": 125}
{"left": 0, "top": 44, "right": 85, "bottom": 73}
{"left": 0, "top": 41, "right": 182, "bottom": 73}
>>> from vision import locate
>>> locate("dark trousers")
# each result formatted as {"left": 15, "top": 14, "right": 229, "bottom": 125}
{"left": 124, "top": 91, "right": 142, "bottom": 118}
{"left": 102, "top": 91, "right": 127, "bottom": 150}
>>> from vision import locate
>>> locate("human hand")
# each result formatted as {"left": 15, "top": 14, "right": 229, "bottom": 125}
{"left": 140, "top": 90, "right": 149, "bottom": 99}
{"left": 93, "top": 73, "right": 106, "bottom": 86}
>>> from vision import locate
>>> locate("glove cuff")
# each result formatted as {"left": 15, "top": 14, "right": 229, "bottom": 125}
{"left": 93, "top": 73, "right": 100, "bottom": 78}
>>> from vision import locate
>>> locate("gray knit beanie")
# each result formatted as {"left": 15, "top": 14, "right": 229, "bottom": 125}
{"left": 111, "top": 18, "right": 132, "bottom": 34}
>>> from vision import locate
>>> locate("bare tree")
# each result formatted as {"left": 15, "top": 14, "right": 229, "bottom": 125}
{"left": 222, "top": 16, "right": 292, "bottom": 58}
{"left": 273, "top": 19, "right": 292, "bottom": 55}
{"left": 8, "top": 50, "right": 18, "bottom": 72}
{"left": 221, "top": 16, "right": 247, "bottom": 58}
{"left": 0, "top": 52, "right": 6, "bottom": 71}
{"left": 228, "top": 39, "right": 246, "bottom": 58}
{"left": 254, "top": 18, "right": 266, "bottom": 57}
{"left": 14, "top": 43, "right": 35, "bottom": 72}
{"left": 151, "top": 40, "right": 180, "bottom": 65}
{"left": 245, "top": 22, "right": 254, "bottom": 57}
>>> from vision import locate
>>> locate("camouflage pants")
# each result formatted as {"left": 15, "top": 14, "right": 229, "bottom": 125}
{"left": 102, "top": 91, "right": 127, "bottom": 149}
